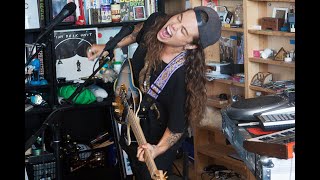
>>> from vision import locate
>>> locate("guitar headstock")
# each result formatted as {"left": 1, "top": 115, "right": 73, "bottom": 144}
{"left": 152, "top": 170, "right": 167, "bottom": 180}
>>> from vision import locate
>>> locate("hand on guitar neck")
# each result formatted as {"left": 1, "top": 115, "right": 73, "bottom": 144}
{"left": 137, "top": 143, "right": 158, "bottom": 162}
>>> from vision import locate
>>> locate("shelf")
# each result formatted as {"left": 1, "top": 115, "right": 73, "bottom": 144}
{"left": 248, "top": 0, "right": 294, "bottom": 2}
{"left": 222, "top": 27, "right": 244, "bottom": 33}
{"left": 54, "top": 21, "right": 143, "bottom": 30}
{"left": 249, "top": 57, "right": 295, "bottom": 68}
{"left": 197, "top": 144, "right": 243, "bottom": 166}
{"left": 25, "top": 84, "right": 50, "bottom": 91}
{"left": 248, "top": 30, "right": 295, "bottom": 37}
{"left": 197, "top": 124, "right": 220, "bottom": 133}
{"left": 207, "top": 97, "right": 230, "bottom": 109}
{"left": 249, "top": 85, "right": 277, "bottom": 94}
{"left": 25, "top": 106, "right": 52, "bottom": 115}
{"left": 213, "top": 79, "right": 245, "bottom": 87}
{"left": 25, "top": 28, "right": 41, "bottom": 33}
{"left": 55, "top": 98, "right": 114, "bottom": 109}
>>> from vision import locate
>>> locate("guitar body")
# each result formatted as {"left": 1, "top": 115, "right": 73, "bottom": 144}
{"left": 112, "top": 59, "right": 166, "bottom": 180}
{"left": 113, "top": 59, "right": 142, "bottom": 145}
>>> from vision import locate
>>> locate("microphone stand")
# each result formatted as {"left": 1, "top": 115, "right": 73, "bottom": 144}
{"left": 64, "top": 49, "right": 115, "bottom": 104}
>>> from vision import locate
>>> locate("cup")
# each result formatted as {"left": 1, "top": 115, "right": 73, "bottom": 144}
{"left": 261, "top": 48, "right": 273, "bottom": 59}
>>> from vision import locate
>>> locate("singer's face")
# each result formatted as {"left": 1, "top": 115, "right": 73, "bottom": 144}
{"left": 157, "top": 10, "right": 199, "bottom": 48}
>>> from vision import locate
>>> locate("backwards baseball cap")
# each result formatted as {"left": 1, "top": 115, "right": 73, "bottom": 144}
{"left": 194, "top": 6, "right": 221, "bottom": 49}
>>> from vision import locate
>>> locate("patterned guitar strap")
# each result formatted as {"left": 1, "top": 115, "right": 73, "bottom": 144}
{"left": 139, "top": 51, "right": 187, "bottom": 119}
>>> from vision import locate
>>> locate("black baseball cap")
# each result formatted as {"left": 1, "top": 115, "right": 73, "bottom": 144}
{"left": 194, "top": 6, "right": 221, "bottom": 48}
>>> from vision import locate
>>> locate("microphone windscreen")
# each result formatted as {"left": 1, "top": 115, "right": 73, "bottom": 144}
{"left": 63, "top": 2, "right": 77, "bottom": 14}
{"left": 55, "top": 2, "right": 77, "bottom": 19}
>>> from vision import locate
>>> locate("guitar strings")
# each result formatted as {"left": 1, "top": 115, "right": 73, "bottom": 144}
{"left": 128, "top": 110, "right": 157, "bottom": 176}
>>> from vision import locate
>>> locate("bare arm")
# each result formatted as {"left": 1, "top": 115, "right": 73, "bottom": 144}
{"left": 116, "top": 22, "right": 144, "bottom": 48}
{"left": 137, "top": 128, "right": 183, "bottom": 161}
{"left": 87, "top": 22, "right": 144, "bottom": 60}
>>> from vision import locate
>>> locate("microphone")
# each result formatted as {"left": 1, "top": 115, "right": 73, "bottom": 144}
{"left": 36, "top": 2, "right": 77, "bottom": 42}
{"left": 103, "top": 23, "right": 135, "bottom": 52}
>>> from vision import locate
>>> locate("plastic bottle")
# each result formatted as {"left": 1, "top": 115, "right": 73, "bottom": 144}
{"left": 113, "top": 61, "right": 122, "bottom": 74}
{"left": 234, "top": 4, "right": 243, "bottom": 25}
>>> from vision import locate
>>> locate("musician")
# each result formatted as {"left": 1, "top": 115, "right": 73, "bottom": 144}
{"left": 87, "top": 6, "right": 221, "bottom": 179}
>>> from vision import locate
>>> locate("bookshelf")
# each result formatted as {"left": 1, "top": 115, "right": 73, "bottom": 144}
{"left": 25, "top": 1, "right": 163, "bottom": 179}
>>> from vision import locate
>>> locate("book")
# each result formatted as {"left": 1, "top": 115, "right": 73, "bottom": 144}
{"left": 38, "top": 0, "right": 45, "bottom": 28}
{"left": 100, "top": 4, "right": 112, "bottom": 23}
{"left": 25, "top": 0, "right": 40, "bottom": 29}
{"left": 120, "top": 0, "right": 145, "bottom": 22}
{"left": 88, "top": 8, "right": 100, "bottom": 24}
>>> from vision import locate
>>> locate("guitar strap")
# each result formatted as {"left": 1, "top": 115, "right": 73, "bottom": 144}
{"left": 140, "top": 51, "right": 187, "bottom": 114}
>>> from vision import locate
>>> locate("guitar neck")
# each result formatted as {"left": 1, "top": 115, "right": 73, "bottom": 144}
{"left": 127, "top": 110, "right": 158, "bottom": 178}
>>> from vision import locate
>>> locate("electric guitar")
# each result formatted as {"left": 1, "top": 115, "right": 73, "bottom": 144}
{"left": 112, "top": 59, "right": 167, "bottom": 180}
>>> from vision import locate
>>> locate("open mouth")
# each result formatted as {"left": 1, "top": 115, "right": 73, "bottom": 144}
{"left": 160, "top": 26, "right": 172, "bottom": 39}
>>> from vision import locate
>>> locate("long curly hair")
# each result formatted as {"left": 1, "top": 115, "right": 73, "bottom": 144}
{"left": 139, "top": 10, "right": 207, "bottom": 127}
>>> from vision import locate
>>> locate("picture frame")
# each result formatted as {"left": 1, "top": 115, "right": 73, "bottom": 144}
{"left": 272, "top": 7, "right": 288, "bottom": 21}
{"left": 133, "top": 6, "right": 146, "bottom": 20}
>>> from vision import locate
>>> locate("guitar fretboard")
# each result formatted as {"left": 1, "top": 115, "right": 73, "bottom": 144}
{"left": 127, "top": 106, "right": 158, "bottom": 178}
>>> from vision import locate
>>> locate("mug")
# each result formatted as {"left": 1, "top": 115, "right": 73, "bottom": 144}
{"left": 261, "top": 48, "right": 273, "bottom": 59}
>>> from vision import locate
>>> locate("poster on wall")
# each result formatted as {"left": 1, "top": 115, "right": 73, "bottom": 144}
{"left": 54, "top": 28, "right": 98, "bottom": 81}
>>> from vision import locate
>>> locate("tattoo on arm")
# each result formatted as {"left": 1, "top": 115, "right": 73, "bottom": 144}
{"left": 116, "top": 23, "right": 144, "bottom": 48}
{"left": 129, "top": 23, "right": 144, "bottom": 40}
{"left": 166, "top": 132, "right": 183, "bottom": 147}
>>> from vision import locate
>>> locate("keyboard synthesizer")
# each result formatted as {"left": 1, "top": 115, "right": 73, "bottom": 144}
{"left": 254, "top": 103, "right": 295, "bottom": 131}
